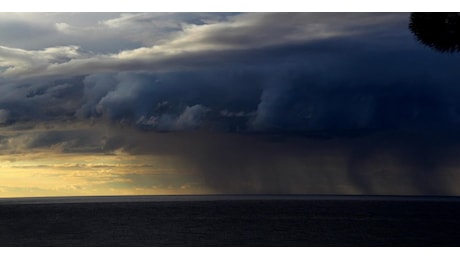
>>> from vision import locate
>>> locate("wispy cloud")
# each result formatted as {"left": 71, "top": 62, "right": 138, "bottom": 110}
{"left": 0, "top": 13, "right": 408, "bottom": 79}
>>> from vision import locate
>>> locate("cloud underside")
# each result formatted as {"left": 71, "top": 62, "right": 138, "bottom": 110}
{"left": 1, "top": 123, "right": 460, "bottom": 196}
{"left": 1, "top": 12, "right": 437, "bottom": 133}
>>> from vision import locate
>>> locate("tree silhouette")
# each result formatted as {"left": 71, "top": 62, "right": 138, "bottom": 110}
{"left": 409, "top": 13, "right": 460, "bottom": 53}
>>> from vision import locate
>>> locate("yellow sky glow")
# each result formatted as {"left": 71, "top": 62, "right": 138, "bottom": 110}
{"left": 0, "top": 152, "right": 210, "bottom": 198}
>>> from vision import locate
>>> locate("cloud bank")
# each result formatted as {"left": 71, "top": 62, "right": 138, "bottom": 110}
{"left": 0, "top": 13, "right": 460, "bottom": 196}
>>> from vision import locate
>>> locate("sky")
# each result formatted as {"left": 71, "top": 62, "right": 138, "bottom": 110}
{"left": 1, "top": 12, "right": 460, "bottom": 197}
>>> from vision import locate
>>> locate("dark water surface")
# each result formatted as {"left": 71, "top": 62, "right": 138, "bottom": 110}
{"left": 1, "top": 195, "right": 460, "bottom": 246}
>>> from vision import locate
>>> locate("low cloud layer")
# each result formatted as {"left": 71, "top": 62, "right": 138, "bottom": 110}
{"left": 3, "top": 123, "right": 460, "bottom": 195}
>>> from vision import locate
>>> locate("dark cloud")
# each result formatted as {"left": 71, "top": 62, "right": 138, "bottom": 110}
{"left": 2, "top": 119, "right": 460, "bottom": 195}
{"left": 0, "top": 76, "right": 84, "bottom": 123}
{"left": 133, "top": 130, "right": 460, "bottom": 195}
{"left": 2, "top": 37, "right": 460, "bottom": 133}
{"left": 0, "top": 13, "right": 410, "bottom": 79}
{"left": 1, "top": 13, "right": 460, "bottom": 195}
{"left": 65, "top": 128, "right": 460, "bottom": 195}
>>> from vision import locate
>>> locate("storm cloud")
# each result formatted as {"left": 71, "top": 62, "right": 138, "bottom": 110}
{"left": 1, "top": 12, "right": 460, "bottom": 196}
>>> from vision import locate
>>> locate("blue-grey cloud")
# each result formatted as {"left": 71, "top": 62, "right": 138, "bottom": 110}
{"left": 2, "top": 40, "right": 460, "bottom": 133}
{"left": 1, "top": 13, "right": 460, "bottom": 195}
{"left": 0, "top": 13, "right": 409, "bottom": 79}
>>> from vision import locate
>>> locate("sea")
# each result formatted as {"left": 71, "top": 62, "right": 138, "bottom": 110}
{"left": 0, "top": 195, "right": 459, "bottom": 246}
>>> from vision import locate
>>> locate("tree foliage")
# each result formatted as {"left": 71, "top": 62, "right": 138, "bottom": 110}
{"left": 409, "top": 13, "right": 460, "bottom": 53}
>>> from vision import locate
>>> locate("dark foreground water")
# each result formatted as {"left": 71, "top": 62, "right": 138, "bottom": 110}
{"left": 1, "top": 195, "right": 460, "bottom": 246}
